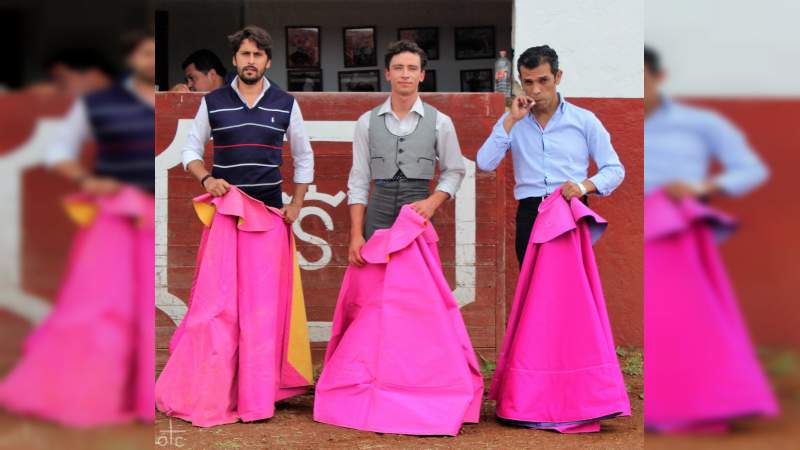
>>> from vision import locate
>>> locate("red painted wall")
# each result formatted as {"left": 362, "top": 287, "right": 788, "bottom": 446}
{"left": 681, "top": 98, "right": 800, "bottom": 346}
{"left": 156, "top": 92, "right": 645, "bottom": 364}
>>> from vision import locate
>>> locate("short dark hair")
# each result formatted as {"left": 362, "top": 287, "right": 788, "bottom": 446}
{"left": 181, "top": 49, "right": 227, "bottom": 77}
{"left": 228, "top": 25, "right": 273, "bottom": 59}
{"left": 644, "top": 45, "right": 661, "bottom": 73}
{"left": 384, "top": 40, "right": 428, "bottom": 70}
{"left": 517, "top": 45, "right": 559, "bottom": 76}
{"left": 121, "top": 29, "right": 154, "bottom": 56}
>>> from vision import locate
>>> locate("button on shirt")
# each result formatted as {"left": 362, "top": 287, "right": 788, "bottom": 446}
{"left": 181, "top": 76, "right": 314, "bottom": 183}
{"left": 644, "top": 97, "right": 768, "bottom": 196}
{"left": 347, "top": 96, "right": 466, "bottom": 205}
{"left": 476, "top": 95, "right": 624, "bottom": 199}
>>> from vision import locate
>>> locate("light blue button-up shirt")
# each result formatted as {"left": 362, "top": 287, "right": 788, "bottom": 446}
{"left": 477, "top": 95, "right": 625, "bottom": 199}
{"left": 644, "top": 97, "right": 768, "bottom": 196}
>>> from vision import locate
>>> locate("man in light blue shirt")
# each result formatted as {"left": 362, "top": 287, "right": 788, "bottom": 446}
{"left": 644, "top": 46, "right": 768, "bottom": 198}
{"left": 477, "top": 45, "right": 625, "bottom": 265}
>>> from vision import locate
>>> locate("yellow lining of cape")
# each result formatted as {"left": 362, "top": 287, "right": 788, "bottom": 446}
{"left": 287, "top": 236, "right": 314, "bottom": 384}
{"left": 64, "top": 200, "right": 98, "bottom": 226}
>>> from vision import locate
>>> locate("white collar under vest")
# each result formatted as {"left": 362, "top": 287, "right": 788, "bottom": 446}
{"left": 376, "top": 95, "right": 425, "bottom": 121}
{"left": 230, "top": 75, "right": 270, "bottom": 108}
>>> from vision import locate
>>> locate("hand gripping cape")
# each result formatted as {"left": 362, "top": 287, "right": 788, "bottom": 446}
{"left": 0, "top": 187, "right": 154, "bottom": 426}
{"left": 155, "top": 187, "right": 313, "bottom": 427}
{"left": 644, "top": 189, "right": 777, "bottom": 432}
{"left": 489, "top": 188, "right": 630, "bottom": 433}
{"left": 313, "top": 205, "right": 483, "bottom": 436}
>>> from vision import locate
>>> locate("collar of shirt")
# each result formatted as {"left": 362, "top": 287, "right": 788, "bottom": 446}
{"left": 377, "top": 95, "right": 425, "bottom": 121}
{"left": 526, "top": 92, "right": 567, "bottom": 129}
{"left": 646, "top": 94, "right": 675, "bottom": 124}
{"left": 230, "top": 75, "right": 270, "bottom": 107}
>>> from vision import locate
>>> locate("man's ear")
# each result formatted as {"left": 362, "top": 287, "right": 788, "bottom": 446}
{"left": 266, "top": 58, "right": 272, "bottom": 69}
{"left": 554, "top": 69, "right": 563, "bottom": 85}
{"left": 419, "top": 69, "right": 426, "bottom": 83}
{"left": 384, "top": 68, "right": 391, "bottom": 81}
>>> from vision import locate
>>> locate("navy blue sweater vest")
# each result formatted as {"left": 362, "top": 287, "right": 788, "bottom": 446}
{"left": 205, "top": 83, "right": 294, "bottom": 208}
{"left": 84, "top": 81, "right": 155, "bottom": 192}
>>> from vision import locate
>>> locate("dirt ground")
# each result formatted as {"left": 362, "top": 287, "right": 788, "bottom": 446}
{"left": 154, "top": 378, "right": 643, "bottom": 450}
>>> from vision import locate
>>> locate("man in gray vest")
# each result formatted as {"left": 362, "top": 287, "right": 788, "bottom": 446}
{"left": 347, "top": 40, "right": 466, "bottom": 266}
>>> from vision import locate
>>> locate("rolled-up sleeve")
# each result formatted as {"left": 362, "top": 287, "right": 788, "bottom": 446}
{"left": 706, "top": 114, "right": 769, "bottom": 196}
{"left": 476, "top": 112, "right": 512, "bottom": 172}
{"left": 181, "top": 98, "right": 210, "bottom": 170}
{"left": 287, "top": 101, "right": 314, "bottom": 184}
{"left": 586, "top": 114, "right": 625, "bottom": 196}
{"left": 347, "top": 113, "right": 372, "bottom": 205}
{"left": 434, "top": 114, "right": 465, "bottom": 198}
{"left": 45, "top": 99, "right": 91, "bottom": 167}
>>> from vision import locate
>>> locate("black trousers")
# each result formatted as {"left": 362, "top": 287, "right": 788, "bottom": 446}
{"left": 515, "top": 195, "right": 588, "bottom": 267}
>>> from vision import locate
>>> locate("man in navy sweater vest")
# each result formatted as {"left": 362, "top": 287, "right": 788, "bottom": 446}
{"left": 181, "top": 26, "right": 314, "bottom": 222}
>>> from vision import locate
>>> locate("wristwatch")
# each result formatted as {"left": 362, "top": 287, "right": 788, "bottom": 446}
{"left": 577, "top": 182, "right": 588, "bottom": 196}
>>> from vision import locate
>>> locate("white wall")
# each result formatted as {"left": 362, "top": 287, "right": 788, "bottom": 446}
{"left": 160, "top": 0, "right": 512, "bottom": 92}
{"left": 513, "top": 0, "right": 643, "bottom": 98}
{"left": 646, "top": 0, "right": 800, "bottom": 97}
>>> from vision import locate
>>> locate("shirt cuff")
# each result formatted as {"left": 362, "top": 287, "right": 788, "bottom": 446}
{"left": 182, "top": 153, "right": 203, "bottom": 171}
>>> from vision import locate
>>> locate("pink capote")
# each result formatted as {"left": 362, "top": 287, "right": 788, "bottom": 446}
{"left": 313, "top": 205, "right": 483, "bottom": 436}
{"left": 0, "top": 186, "right": 154, "bottom": 427}
{"left": 489, "top": 188, "right": 630, "bottom": 433}
{"left": 644, "top": 189, "right": 778, "bottom": 432}
{"left": 155, "top": 187, "right": 313, "bottom": 428}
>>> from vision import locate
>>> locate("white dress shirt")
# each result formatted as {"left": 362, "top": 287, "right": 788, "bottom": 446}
{"left": 45, "top": 77, "right": 151, "bottom": 166}
{"left": 181, "top": 76, "right": 314, "bottom": 184}
{"left": 347, "top": 96, "right": 465, "bottom": 205}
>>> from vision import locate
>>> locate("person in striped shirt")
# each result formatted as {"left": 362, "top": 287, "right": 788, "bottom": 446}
{"left": 181, "top": 25, "right": 314, "bottom": 222}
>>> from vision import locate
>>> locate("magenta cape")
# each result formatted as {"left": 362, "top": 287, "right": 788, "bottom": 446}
{"left": 155, "top": 187, "right": 313, "bottom": 427}
{"left": 644, "top": 190, "right": 778, "bottom": 431}
{"left": 313, "top": 205, "right": 483, "bottom": 436}
{"left": 489, "top": 189, "right": 630, "bottom": 432}
{"left": 0, "top": 187, "right": 154, "bottom": 426}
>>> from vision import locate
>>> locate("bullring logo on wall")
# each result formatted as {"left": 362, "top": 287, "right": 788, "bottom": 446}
{"left": 156, "top": 118, "right": 477, "bottom": 342}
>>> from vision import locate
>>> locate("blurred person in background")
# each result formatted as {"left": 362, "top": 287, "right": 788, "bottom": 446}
{"left": 0, "top": 30, "right": 155, "bottom": 426}
{"left": 644, "top": 45, "right": 778, "bottom": 433}
{"left": 170, "top": 48, "right": 227, "bottom": 92}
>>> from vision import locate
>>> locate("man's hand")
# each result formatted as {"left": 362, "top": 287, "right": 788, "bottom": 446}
{"left": 280, "top": 202, "right": 301, "bottom": 224}
{"left": 170, "top": 83, "right": 190, "bottom": 92}
{"left": 348, "top": 233, "right": 367, "bottom": 267}
{"left": 664, "top": 181, "right": 711, "bottom": 200}
{"left": 410, "top": 191, "right": 449, "bottom": 220}
{"left": 81, "top": 176, "right": 121, "bottom": 196}
{"left": 203, "top": 176, "right": 230, "bottom": 197}
{"left": 503, "top": 95, "right": 535, "bottom": 133}
{"left": 561, "top": 181, "right": 584, "bottom": 201}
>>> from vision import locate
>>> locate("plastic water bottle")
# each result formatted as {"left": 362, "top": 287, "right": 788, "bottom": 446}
{"left": 494, "top": 50, "right": 512, "bottom": 98}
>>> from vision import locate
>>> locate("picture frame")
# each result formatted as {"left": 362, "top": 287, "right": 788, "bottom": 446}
{"left": 419, "top": 70, "right": 436, "bottom": 92}
{"left": 343, "top": 26, "right": 377, "bottom": 67}
{"left": 460, "top": 69, "right": 493, "bottom": 92}
{"left": 287, "top": 69, "right": 323, "bottom": 92}
{"left": 285, "top": 26, "right": 321, "bottom": 69}
{"left": 397, "top": 27, "right": 439, "bottom": 60}
{"left": 454, "top": 26, "right": 496, "bottom": 60}
{"left": 338, "top": 70, "right": 380, "bottom": 92}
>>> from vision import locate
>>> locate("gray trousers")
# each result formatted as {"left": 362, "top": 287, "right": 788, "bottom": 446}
{"left": 364, "top": 179, "right": 430, "bottom": 240}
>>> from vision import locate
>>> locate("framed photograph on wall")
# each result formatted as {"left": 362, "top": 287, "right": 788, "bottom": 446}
{"left": 343, "top": 26, "right": 377, "bottom": 67}
{"left": 397, "top": 27, "right": 439, "bottom": 60}
{"left": 338, "top": 70, "right": 380, "bottom": 92}
{"left": 460, "top": 69, "right": 493, "bottom": 92}
{"left": 419, "top": 70, "right": 436, "bottom": 92}
{"left": 454, "top": 26, "right": 495, "bottom": 60}
{"left": 287, "top": 70, "right": 323, "bottom": 92}
{"left": 286, "top": 26, "right": 321, "bottom": 69}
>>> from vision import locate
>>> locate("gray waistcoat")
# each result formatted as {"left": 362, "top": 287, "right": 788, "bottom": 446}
{"left": 368, "top": 102, "right": 438, "bottom": 180}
